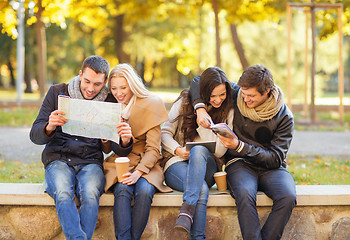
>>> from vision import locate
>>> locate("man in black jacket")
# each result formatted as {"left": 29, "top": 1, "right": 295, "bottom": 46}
{"left": 191, "top": 65, "right": 296, "bottom": 240}
{"left": 30, "top": 55, "right": 133, "bottom": 239}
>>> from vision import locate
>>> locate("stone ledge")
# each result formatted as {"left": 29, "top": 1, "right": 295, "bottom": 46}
{"left": 1, "top": 183, "right": 349, "bottom": 207}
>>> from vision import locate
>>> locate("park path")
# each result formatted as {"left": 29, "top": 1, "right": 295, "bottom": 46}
{"left": 0, "top": 127, "right": 349, "bottom": 163}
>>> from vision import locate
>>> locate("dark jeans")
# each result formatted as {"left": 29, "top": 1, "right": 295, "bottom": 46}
{"left": 111, "top": 177, "right": 156, "bottom": 240}
{"left": 226, "top": 160, "right": 296, "bottom": 240}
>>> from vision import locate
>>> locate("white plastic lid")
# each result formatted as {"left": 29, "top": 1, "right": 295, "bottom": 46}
{"left": 114, "top": 157, "right": 130, "bottom": 163}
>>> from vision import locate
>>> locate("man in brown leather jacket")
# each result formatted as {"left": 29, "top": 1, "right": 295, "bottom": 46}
{"left": 190, "top": 65, "right": 296, "bottom": 240}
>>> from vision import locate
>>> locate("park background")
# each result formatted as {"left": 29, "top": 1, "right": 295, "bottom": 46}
{"left": 0, "top": 0, "right": 349, "bottom": 184}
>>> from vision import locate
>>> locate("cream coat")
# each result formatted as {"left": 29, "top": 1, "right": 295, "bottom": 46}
{"left": 161, "top": 97, "right": 234, "bottom": 172}
{"left": 104, "top": 95, "right": 172, "bottom": 193}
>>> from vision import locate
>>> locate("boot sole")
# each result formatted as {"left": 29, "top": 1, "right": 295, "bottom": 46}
{"left": 174, "top": 224, "right": 190, "bottom": 234}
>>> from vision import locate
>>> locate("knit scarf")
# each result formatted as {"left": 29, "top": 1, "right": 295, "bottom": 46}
{"left": 120, "top": 95, "right": 137, "bottom": 120}
{"left": 237, "top": 85, "right": 284, "bottom": 122}
{"left": 68, "top": 76, "right": 108, "bottom": 101}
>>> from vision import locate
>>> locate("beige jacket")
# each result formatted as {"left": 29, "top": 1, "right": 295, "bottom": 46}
{"left": 104, "top": 95, "right": 172, "bottom": 193}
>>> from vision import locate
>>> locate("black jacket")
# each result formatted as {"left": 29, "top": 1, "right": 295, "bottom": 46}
{"left": 190, "top": 76, "right": 294, "bottom": 169}
{"left": 30, "top": 83, "right": 132, "bottom": 168}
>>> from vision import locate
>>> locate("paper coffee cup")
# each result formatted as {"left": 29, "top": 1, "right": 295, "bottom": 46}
{"left": 214, "top": 171, "right": 227, "bottom": 191}
{"left": 115, "top": 157, "right": 130, "bottom": 182}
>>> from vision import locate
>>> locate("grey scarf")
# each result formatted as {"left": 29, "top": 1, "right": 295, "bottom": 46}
{"left": 68, "top": 76, "right": 108, "bottom": 101}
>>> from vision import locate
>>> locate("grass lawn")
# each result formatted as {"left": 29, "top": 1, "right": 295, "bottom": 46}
{"left": 286, "top": 154, "right": 350, "bottom": 185}
{"left": 0, "top": 160, "right": 44, "bottom": 183}
{"left": 0, "top": 155, "right": 349, "bottom": 184}
{"left": 0, "top": 107, "right": 39, "bottom": 127}
{"left": 0, "top": 87, "right": 41, "bottom": 101}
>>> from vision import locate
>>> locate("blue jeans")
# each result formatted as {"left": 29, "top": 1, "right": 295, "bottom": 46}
{"left": 44, "top": 160, "right": 105, "bottom": 240}
{"left": 226, "top": 160, "right": 296, "bottom": 240}
{"left": 112, "top": 177, "right": 156, "bottom": 240}
{"left": 164, "top": 145, "right": 218, "bottom": 240}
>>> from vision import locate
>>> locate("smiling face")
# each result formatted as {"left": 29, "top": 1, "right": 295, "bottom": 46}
{"left": 79, "top": 67, "right": 107, "bottom": 100}
{"left": 209, "top": 83, "right": 227, "bottom": 108}
{"left": 110, "top": 76, "right": 134, "bottom": 105}
{"left": 241, "top": 87, "right": 270, "bottom": 108}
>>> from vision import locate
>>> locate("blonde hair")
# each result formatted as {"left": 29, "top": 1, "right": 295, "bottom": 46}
{"left": 108, "top": 63, "right": 152, "bottom": 97}
{"left": 108, "top": 63, "right": 153, "bottom": 119}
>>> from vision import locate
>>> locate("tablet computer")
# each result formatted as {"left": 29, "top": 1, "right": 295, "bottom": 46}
{"left": 185, "top": 141, "right": 216, "bottom": 153}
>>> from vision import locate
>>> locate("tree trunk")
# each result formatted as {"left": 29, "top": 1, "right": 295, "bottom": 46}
{"left": 35, "top": 0, "right": 47, "bottom": 98}
{"left": 135, "top": 58, "right": 145, "bottom": 84}
{"left": 197, "top": 3, "right": 204, "bottom": 74}
{"left": 230, "top": 24, "right": 249, "bottom": 70}
{"left": 24, "top": 63, "right": 32, "bottom": 93}
{"left": 212, "top": 0, "right": 221, "bottom": 68}
{"left": 114, "top": 14, "right": 130, "bottom": 63}
{"left": 25, "top": 25, "right": 35, "bottom": 93}
{"left": 0, "top": 72, "right": 3, "bottom": 87}
{"left": 8, "top": 60, "right": 15, "bottom": 87}
{"left": 147, "top": 61, "right": 156, "bottom": 88}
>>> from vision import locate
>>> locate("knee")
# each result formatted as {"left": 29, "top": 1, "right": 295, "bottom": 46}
{"left": 113, "top": 183, "right": 132, "bottom": 199}
{"left": 278, "top": 191, "right": 297, "bottom": 208}
{"left": 190, "top": 145, "right": 209, "bottom": 156}
{"left": 135, "top": 185, "right": 154, "bottom": 202}
{"left": 233, "top": 187, "right": 256, "bottom": 204}
{"left": 189, "top": 145, "right": 210, "bottom": 162}
{"left": 198, "top": 184, "right": 209, "bottom": 204}
{"left": 55, "top": 189, "right": 75, "bottom": 202}
{"left": 48, "top": 180, "right": 74, "bottom": 201}
{"left": 82, "top": 185, "right": 104, "bottom": 200}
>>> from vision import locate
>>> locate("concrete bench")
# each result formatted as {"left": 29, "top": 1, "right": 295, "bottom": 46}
{"left": 1, "top": 183, "right": 350, "bottom": 239}
{"left": 1, "top": 183, "right": 350, "bottom": 206}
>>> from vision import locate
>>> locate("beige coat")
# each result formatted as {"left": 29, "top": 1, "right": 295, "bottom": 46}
{"left": 104, "top": 95, "right": 172, "bottom": 193}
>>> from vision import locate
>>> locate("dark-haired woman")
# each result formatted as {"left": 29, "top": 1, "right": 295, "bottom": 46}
{"left": 161, "top": 67, "right": 234, "bottom": 239}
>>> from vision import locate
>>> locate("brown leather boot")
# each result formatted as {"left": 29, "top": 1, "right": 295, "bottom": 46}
{"left": 174, "top": 203, "right": 196, "bottom": 233}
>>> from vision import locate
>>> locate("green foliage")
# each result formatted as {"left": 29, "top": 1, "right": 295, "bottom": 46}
{"left": 286, "top": 154, "right": 350, "bottom": 185}
{"left": 0, "top": 160, "right": 44, "bottom": 183}
{"left": 0, "top": 107, "right": 39, "bottom": 127}
{"left": 293, "top": 111, "right": 350, "bottom": 131}
{"left": 0, "top": 2, "right": 17, "bottom": 38}
{"left": 1, "top": 0, "right": 350, "bottom": 92}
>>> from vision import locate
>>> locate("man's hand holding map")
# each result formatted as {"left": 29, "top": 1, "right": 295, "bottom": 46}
{"left": 58, "top": 95, "right": 122, "bottom": 143}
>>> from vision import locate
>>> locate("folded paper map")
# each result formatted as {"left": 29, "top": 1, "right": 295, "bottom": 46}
{"left": 58, "top": 95, "right": 121, "bottom": 143}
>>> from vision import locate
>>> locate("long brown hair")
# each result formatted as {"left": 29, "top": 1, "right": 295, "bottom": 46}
{"left": 199, "top": 67, "right": 233, "bottom": 124}
{"left": 172, "top": 89, "right": 198, "bottom": 142}
{"left": 172, "top": 67, "right": 233, "bottom": 143}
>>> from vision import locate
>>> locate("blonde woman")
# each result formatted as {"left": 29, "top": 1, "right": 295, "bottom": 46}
{"left": 103, "top": 63, "right": 171, "bottom": 240}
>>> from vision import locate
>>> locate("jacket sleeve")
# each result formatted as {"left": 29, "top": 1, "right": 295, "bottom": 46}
{"left": 135, "top": 125, "right": 162, "bottom": 174}
{"left": 29, "top": 86, "right": 57, "bottom": 145}
{"left": 189, "top": 75, "right": 202, "bottom": 106}
{"left": 228, "top": 110, "right": 294, "bottom": 169}
{"left": 110, "top": 138, "right": 134, "bottom": 157}
{"left": 161, "top": 99, "right": 182, "bottom": 155}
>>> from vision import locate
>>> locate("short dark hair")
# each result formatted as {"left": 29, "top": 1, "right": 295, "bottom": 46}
{"left": 238, "top": 65, "right": 274, "bottom": 95}
{"left": 81, "top": 55, "right": 110, "bottom": 80}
